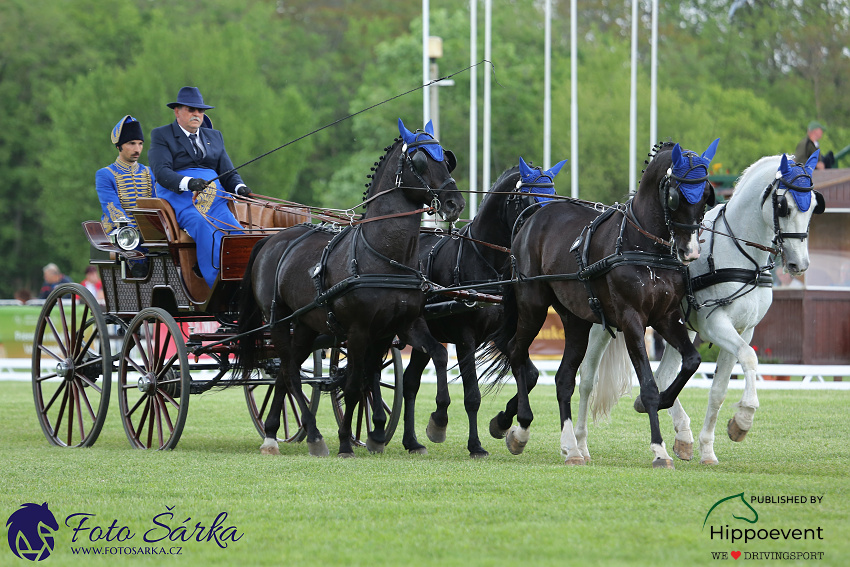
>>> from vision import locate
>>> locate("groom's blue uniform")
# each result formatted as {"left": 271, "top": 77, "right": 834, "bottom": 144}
{"left": 148, "top": 121, "right": 244, "bottom": 287}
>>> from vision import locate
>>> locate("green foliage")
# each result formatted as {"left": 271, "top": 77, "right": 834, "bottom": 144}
{"left": 1, "top": 0, "right": 848, "bottom": 295}
{"left": 697, "top": 340, "right": 720, "bottom": 363}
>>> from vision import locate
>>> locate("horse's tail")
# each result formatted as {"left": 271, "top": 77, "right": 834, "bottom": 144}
{"left": 476, "top": 283, "right": 519, "bottom": 393}
{"left": 589, "top": 331, "right": 634, "bottom": 422}
{"left": 228, "top": 236, "right": 273, "bottom": 385}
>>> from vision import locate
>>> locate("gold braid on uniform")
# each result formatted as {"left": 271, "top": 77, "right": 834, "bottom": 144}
{"left": 103, "top": 157, "right": 153, "bottom": 232}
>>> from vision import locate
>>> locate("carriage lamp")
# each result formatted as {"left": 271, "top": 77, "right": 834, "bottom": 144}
{"left": 110, "top": 217, "right": 140, "bottom": 251}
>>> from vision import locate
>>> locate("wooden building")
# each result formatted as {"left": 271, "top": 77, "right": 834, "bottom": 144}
{"left": 751, "top": 169, "right": 850, "bottom": 364}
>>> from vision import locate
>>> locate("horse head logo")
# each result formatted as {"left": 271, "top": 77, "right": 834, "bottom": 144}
{"left": 6, "top": 502, "right": 59, "bottom": 561}
{"left": 702, "top": 492, "right": 759, "bottom": 530}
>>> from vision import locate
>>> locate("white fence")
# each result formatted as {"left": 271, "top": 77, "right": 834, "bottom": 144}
{"left": 7, "top": 353, "right": 849, "bottom": 389}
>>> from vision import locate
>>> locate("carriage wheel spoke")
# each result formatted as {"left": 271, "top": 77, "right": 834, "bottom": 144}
{"left": 42, "top": 380, "right": 67, "bottom": 414}
{"left": 76, "top": 376, "right": 98, "bottom": 421}
{"left": 72, "top": 381, "right": 87, "bottom": 443}
{"left": 37, "top": 342, "right": 65, "bottom": 366}
{"left": 46, "top": 316, "right": 69, "bottom": 360}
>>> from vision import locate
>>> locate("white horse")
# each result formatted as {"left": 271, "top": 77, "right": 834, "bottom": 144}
{"left": 575, "top": 151, "right": 824, "bottom": 465}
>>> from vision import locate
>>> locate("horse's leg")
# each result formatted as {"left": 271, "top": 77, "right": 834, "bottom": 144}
{"left": 489, "top": 358, "right": 539, "bottom": 439}
{"left": 401, "top": 347, "right": 430, "bottom": 454}
{"left": 556, "top": 316, "right": 593, "bottom": 465}
{"left": 364, "top": 343, "right": 390, "bottom": 454}
{"left": 696, "top": 323, "right": 757, "bottom": 464}
{"left": 456, "top": 337, "right": 488, "bottom": 458}
{"left": 698, "top": 348, "right": 737, "bottom": 465}
{"left": 575, "top": 325, "right": 613, "bottom": 463}
{"left": 260, "top": 325, "right": 327, "bottom": 456}
{"left": 504, "top": 299, "right": 550, "bottom": 455}
{"left": 621, "top": 321, "right": 674, "bottom": 468}
{"left": 651, "top": 329, "right": 697, "bottom": 461}
{"left": 337, "top": 331, "right": 368, "bottom": 457}
{"left": 728, "top": 327, "right": 759, "bottom": 442}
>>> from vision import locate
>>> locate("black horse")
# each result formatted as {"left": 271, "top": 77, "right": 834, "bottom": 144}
{"left": 233, "top": 119, "right": 464, "bottom": 457}
{"left": 401, "top": 158, "right": 567, "bottom": 458}
{"left": 483, "top": 140, "right": 719, "bottom": 468}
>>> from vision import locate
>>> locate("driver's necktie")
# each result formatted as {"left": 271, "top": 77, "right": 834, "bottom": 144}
{"left": 189, "top": 133, "right": 202, "bottom": 158}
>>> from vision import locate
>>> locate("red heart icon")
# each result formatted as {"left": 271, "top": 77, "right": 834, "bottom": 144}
{"left": 731, "top": 551, "right": 741, "bottom": 560}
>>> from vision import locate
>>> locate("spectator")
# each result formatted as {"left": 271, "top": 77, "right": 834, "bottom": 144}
{"left": 81, "top": 265, "right": 105, "bottom": 304}
{"left": 795, "top": 121, "right": 835, "bottom": 170}
{"left": 39, "top": 263, "right": 72, "bottom": 299}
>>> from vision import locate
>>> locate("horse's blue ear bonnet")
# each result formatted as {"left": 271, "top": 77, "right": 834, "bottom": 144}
{"left": 398, "top": 119, "right": 444, "bottom": 162}
{"left": 518, "top": 156, "right": 567, "bottom": 205}
{"left": 779, "top": 151, "right": 818, "bottom": 211}
{"left": 670, "top": 138, "right": 719, "bottom": 204}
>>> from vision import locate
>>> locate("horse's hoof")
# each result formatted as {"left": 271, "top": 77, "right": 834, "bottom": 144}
{"left": 307, "top": 439, "right": 329, "bottom": 457}
{"left": 727, "top": 418, "right": 749, "bottom": 442}
{"left": 564, "top": 456, "right": 586, "bottom": 466}
{"left": 426, "top": 416, "right": 447, "bottom": 443}
{"left": 633, "top": 396, "right": 647, "bottom": 413}
{"left": 700, "top": 458, "right": 719, "bottom": 466}
{"left": 408, "top": 446, "right": 428, "bottom": 455}
{"left": 338, "top": 451, "right": 356, "bottom": 458}
{"left": 673, "top": 439, "right": 693, "bottom": 461}
{"left": 584, "top": 455, "right": 592, "bottom": 464}
{"left": 652, "top": 457, "right": 675, "bottom": 469}
{"left": 489, "top": 415, "right": 508, "bottom": 439}
{"left": 260, "top": 439, "right": 280, "bottom": 455}
{"left": 470, "top": 449, "right": 489, "bottom": 459}
{"left": 365, "top": 437, "right": 385, "bottom": 454}
{"left": 505, "top": 428, "right": 527, "bottom": 455}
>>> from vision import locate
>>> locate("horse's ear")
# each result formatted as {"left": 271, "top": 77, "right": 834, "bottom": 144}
{"left": 706, "top": 185, "right": 716, "bottom": 208}
{"left": 672, "top": 144, "right": 684, "bottom": 167}
{"left": 398, "top": 118, "right": 414, "bottom": 144}
{"left": 814, "top": 191, "right": 826, "bottom": 214}
{"left": 779, "top": 153, "right": 792, "bottom": 178}
{"left": 702, "top": 138, "right": 720, "bottom": 163}
{"left": 806, "top": 149, "right": 820, "bottom": 173}
{"left": 519, "top": 156, "right": 533, "bottom": 177}
{"left": 425, "top": 120, "right": 435, "bottom": 137}
{"left": 547, "top": 159, "right": 568, "bottom": 179}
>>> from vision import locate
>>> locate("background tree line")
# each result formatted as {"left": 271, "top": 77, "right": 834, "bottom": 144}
{"left": 1, "top": 0, "right": 847, "bottom": 297}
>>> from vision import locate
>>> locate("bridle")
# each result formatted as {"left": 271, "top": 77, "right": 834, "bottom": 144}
{"left": 507, "top": 170, "right": 554, "bottom": 240}
{"left": 759, "top": 164, "right": 825, "bottom": 252}
{"left": 395, "top": 132, "right": 457, "bottom": 219}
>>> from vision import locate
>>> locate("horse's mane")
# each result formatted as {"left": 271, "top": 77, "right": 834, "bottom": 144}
{"left": 480, "top": 165, "right": 520, "bottom": 207}
{"left": 360, "top": 137, "right": 403, "bottom": 217}
{"left": 642, "top": 141, "right": 676, "bottom": 177}
{"left": 727, "top": 154, "right": 781, "bottom": 203}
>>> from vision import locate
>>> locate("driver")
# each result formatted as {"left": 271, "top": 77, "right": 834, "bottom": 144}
{"left": 148, "top": 86, "right": 250, "bottom": 288}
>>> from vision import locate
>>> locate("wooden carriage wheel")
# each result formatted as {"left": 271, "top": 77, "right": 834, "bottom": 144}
{"left": 117, "top": 308, "right": 191, "bottom": 450}
{"left": 32, "top": 284, "right": 111, "bottom": 447}
{"left": 243, "top": 350, "right": 322, "bottom": 443}
{"left": 328, "top": 346, "right": 403, "bottom": 447}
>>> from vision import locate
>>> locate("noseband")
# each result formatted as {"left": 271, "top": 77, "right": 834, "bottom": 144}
{"left": 396, "top": 137, "right": 456, "bottom": 216}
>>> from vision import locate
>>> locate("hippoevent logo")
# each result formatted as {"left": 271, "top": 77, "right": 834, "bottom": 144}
{"left": 6, "top": 503, "right": 59, "bottom": 561}
{"left": 703, "top": 491, "right": 826, "bottom": 561}
{"left": 6, "top": 502, "right": 243, "bottom": 561}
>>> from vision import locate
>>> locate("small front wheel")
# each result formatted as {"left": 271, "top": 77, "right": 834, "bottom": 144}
{"left": 117, "top": 308, "right": 190, "bottom": 449}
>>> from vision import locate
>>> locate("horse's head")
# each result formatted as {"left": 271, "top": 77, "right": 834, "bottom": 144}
{"left": 397, "top": 119, "right": 464, "bottom": 222}
{"left": 641, "top": 139, "right": 719, "bottom": 264}
{"left": 761, "top": 151, "right": 825, "bottom": 275}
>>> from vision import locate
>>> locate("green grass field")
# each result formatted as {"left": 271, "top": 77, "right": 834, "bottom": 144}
{"left": 1, "top": 380, "right": 848, "bottom": 566}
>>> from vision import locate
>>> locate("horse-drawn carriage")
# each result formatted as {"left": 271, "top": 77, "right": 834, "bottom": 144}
{"left": 31, "top": 194, "right": 405, "bottom": 450}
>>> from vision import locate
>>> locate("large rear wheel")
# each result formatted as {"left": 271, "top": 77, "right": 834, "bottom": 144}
{"left": 117, "top": 308, "right": 191, "bottom": 450}
{"left": 32, "top": 284, "right": 111, "bottom": 447}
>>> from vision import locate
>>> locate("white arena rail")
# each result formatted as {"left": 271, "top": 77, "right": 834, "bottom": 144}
{"left": 5, "top": 356, "right": 850, "bottom": 389}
